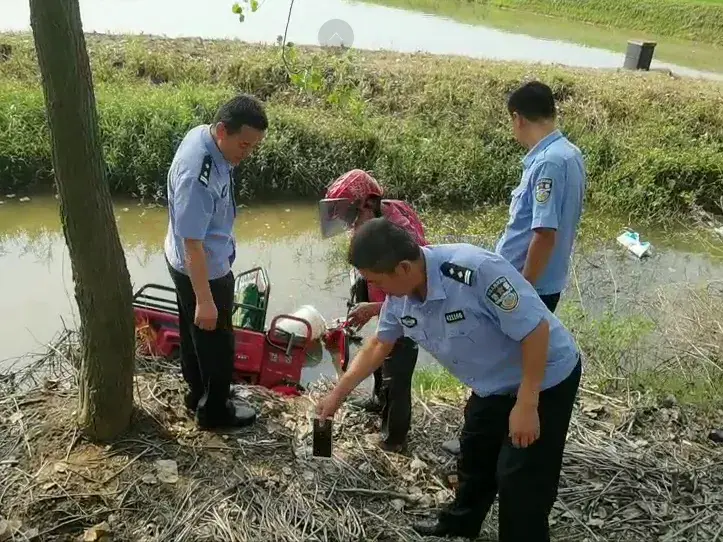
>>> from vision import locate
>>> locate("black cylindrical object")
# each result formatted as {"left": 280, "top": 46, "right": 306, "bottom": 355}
{"left": 624, "top": 40, "right": 657, "bottom": 71}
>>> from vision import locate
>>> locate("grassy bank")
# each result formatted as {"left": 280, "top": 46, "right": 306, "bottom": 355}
{"left": 493, "top": 0, "right": 723, "bottom": 46}
{"left": 369, "top": 0, "right": 723, "bottom": 46}
{"left": 1, "top": 34, "right": 723, "bottom": 218}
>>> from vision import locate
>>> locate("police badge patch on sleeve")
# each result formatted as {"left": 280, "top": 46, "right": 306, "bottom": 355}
{"left": 198, "top": 155, "right": 212, "bottom": 187}
{"left": 486, "top": 276, "right": 519, "bottom": 312}
{"left": 534, "top": 178, "right": 552, "bottom": 204}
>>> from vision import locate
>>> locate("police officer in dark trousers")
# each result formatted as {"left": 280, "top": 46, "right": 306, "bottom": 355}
{"left": 317, "top": 218, "right": 582, "bottom": 541}
{"left": 442, "top": 81, "right": 587, "bottom": 456}
{"left": 164, "top": 94, "right": 267, "bottom": 429}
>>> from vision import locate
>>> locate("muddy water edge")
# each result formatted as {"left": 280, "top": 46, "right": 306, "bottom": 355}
{"left": 1, "top": 195, "right": 722, "bottom": 386}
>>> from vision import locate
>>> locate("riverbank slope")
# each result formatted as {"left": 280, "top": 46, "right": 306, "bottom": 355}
{"left": 1, "top": 33, "right": 722, "bottom": 219}
{"left": 364, "top": 0, "right": 723, "bottom": 46}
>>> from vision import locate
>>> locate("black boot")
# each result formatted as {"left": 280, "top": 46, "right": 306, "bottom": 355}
{"left": 348, "top": 394, "right": 383, "bottom": 413}
{"left": 197, "top": 399, "right": 257, "bottom": 430}
{"left": 412, "top": 519, "right": 479, "bottom": 539}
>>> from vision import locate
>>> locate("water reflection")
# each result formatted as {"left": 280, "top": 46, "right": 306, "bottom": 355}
{"left": 2, "top": 0, "right": 721, "bottom": 79}
{"left": 0, "top": 197, "right": 350, "bottom": 378}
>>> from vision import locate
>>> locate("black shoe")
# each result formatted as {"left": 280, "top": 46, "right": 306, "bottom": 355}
{"left": 349, "top": 395, "right": 383, "bottom": 414}
{"left": 412, "top": 520, "right": 478, "bottom": 539}
{"left": 197, "top": 403, "right": 257, "bottom": 430}
{"left": 378, "top": 438, "right": 407, "bottom": 454}
{"left": 441, "top": 438, "right": 461, "bottom": 456}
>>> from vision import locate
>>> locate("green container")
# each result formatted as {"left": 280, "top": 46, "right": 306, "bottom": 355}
{"left": 233, "top": 281, "right": 266, "bottom": 332}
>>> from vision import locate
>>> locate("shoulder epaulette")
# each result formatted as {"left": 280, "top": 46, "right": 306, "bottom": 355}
{"left": 197, "top": 155, "right": 212, "bottom": 187}
{"left": 440, "top": 262, "right": 473, "bottom": 286}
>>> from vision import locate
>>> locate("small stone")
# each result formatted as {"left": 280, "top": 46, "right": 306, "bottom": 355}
{"left": 410, "top": 458, "right": 427, "bottom": 471}
{"left": 53, "top": 462, "right": 68, "bottom": 474}
{"left": 122, "top": 207, "right": 129, "bottom": 212}
{"left": 82, "top": 521, "right": 111, "bottom": 542}
{"left": 391, "top": 498, "right": 405, "bottom": 511}
{"left": 709, "top": 429, "right": 723, "bottom": 444}
{"left": 141, "top": 473, "right": 158, "bottom": 485}
{"left": 435, "top": 489, "right": 451, "bottom": 505}
{"left": 661, "top": 394, "right": 677, "bottom": 408}
{"left": 302, "top": 470, "right": 314, "bottom": 481}
{"left": 419, "top": 495, "right": 434, "bottom": 508}
{"left": 8, "top": 412, "right": 23, "bottom": 424}
{"left": 19, "top": 197, "right": 30, "bottom": 203}
{"left": 154, "top": 460, "right": 178, "bottom": 484}
{"left": 6, "top": 194, "right": 15, "bottom": 199}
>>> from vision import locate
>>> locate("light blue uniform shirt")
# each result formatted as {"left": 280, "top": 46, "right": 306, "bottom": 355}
{"left": 495, "top": 130, "right": 586, "bottom": 296}
{"left": 164, "top": 125, "right": 237, "bottom": 280}
{"left": 376, "top": 244, "right": 580, "bottom": 398}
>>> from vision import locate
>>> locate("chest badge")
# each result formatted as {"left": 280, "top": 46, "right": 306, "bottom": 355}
{"left": 445, "top": 310, "right": 465, "bottom": 323}
{"left": 534, "top": 178, "right": 552, "bottom": 204}
{"left": 401, "top": 315, "right": 418, "bottom": 328}
{"left": 486, "top": 276, "right": 519, "bottom": 312}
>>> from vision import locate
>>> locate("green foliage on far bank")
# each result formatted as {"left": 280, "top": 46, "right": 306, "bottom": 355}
{"left": 1, "top": 34, "right": 722, "bottom": 218}
{"left": 491, "top": 0, "right": 723, "bottom": 46}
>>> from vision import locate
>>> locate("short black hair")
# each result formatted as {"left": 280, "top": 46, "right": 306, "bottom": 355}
{"left": 214, "top": 94, "right": 268, "bottom": 134}
{"left": 348, "top": 218, "right": 422, "bottom": 273}
{"left": 507, "top": 81, "right": 556, "bottom": 122}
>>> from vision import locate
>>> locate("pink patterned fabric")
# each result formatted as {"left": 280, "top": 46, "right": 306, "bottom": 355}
{"left": 325, "top": 169, "right": 383, "bottom": 201}
{"left": 365, "top": 200, "right": 428, "bottom": 303}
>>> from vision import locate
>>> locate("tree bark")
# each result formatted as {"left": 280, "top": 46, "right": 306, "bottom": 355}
{"left": 30, "top": 0, "right": 135, "bottom": 441}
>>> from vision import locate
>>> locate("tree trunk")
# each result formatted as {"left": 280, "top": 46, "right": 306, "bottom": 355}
{"left": 30, "top": 0, "right": 135, "bottom": 441}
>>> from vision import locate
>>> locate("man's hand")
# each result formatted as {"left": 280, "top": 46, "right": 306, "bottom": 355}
{"left": 316, "top": 335, "right": 394, "bottom": 420}
{"left": 522, "top": 228, "right": 556, "bottom": 286}
{"left": 316, "top": 389, "right": 345, "bottom": 421}
{"left": 347, "top": 302, "right": 382, "bottom": 329}
{"left": 509, "top": 401, "right": 540, "bottom": 448}
{"left": 195, "top": 300, "right": 218, "bottom": 331}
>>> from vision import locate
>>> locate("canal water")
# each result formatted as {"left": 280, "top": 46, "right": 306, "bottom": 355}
{"left": 2, "top": 0, "right": 721, "bottom": 79}
{"left": 2, "top": 196, "right": 723, "bottom": 383}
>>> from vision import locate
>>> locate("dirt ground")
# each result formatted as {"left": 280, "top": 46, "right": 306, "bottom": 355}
{"left": 1, "top": 342, "right": 722, "bottom": 542}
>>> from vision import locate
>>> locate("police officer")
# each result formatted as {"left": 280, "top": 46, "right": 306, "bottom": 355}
{"left": 316, "top": 218, "right": 582, "bottom": 541}
{"left": 320, "top": 169, "right": 428, "bottom": 452}
{"left": 440, "top": 80, "right": 587, "bottom": 458}
{"left": 164, "top": 94, "right": 267, "bottom": 429}
{"left": 496, "top": 80, "right": 586, "bottom": 313}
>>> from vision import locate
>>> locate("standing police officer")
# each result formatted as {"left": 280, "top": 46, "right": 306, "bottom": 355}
{"left": 316, "top": 218, "right": 582, "bottom": 541}
{"left": 442, "top": 81, "right": 586, "bottom": 457}
{"left": 496, "top": 80, "right": 586, "bottom": 313}
{"left": 164, "top": 94, "right": 267, "bottom": 430}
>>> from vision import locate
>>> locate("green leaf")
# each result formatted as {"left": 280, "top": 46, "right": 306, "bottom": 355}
{"left": 250, "top": 0, "right": 259, "bottom": 12}
{"left": 231, "top": 2, "right": 242, "bottom": 14}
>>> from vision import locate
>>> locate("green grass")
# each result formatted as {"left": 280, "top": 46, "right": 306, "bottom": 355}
{"left": 1, "top": 34, "right": 723, "bottom": 219}
{"left": 411, "top": 294, "right": 723, "bottom": 411}
{"left": 464, "top": 0, "right": 723, "bottom": 46}
{"left": 362, "top": 0, "right": 723, "bottom": 73}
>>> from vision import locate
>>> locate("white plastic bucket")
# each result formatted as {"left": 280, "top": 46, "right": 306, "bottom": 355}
{"left": 276, "top": 305, "right": 327, "bottom": 341}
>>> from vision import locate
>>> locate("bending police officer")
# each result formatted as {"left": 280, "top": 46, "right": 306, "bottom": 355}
{"left": 317, "top": 218, "right": 582, "bottom": 541}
